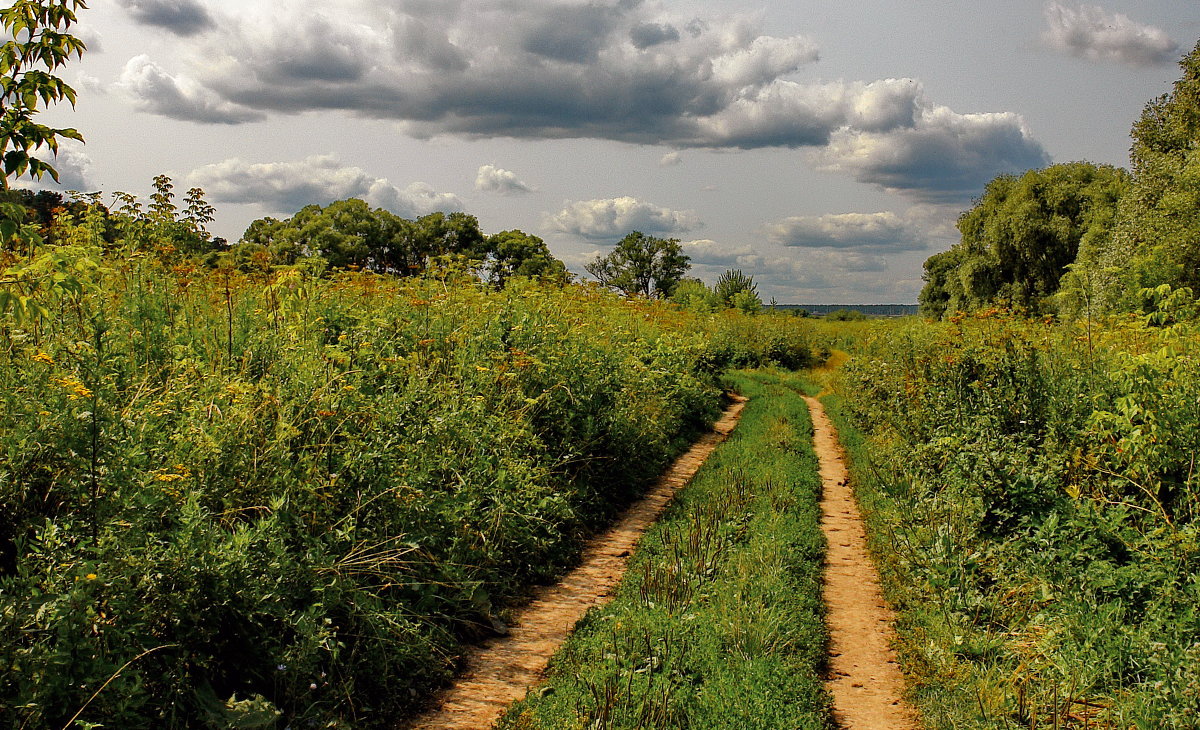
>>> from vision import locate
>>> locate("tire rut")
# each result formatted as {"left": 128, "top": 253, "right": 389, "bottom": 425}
{"left": 400, "top": 395, "right": 748, "bottom": 730}
{"left": 804, "top": 395, "right": 919, "bottom": 730}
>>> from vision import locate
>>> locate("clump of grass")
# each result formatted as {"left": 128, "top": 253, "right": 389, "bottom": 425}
{"left": 497, "top": 370, "right": 833, "bottom": 730}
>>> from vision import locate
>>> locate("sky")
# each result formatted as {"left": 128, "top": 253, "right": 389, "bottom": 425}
{"left": 21, "top": 0, "right": 1200, "bottom": 303}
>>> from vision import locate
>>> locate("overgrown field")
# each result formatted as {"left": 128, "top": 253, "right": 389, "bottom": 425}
{"left": 828, "top": 312, "right": 1200, "bottom": 728}
{"left": 0, "top": 240, "right": 824, "bottom": 728}
{"left": 498, "top": 370, "right": 832, "bottom": 729}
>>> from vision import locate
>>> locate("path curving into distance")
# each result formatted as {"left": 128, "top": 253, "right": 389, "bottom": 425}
{"left": 400, "top": 395, "right": 748, "bottom": 730}
{"left": 804, "top": 395, "right": 919, "bottom": 730}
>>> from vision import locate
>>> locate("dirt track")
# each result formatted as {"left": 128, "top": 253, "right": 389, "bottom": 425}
{"left": 804, "top": 395, "right": 918, "bottom": 730}
{"left": 400, "top": 396, "right": 747, "bottom": 730}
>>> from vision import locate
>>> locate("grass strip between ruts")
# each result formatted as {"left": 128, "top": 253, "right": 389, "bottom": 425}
{"left": 496, "top": 369, "right": 834, "bottom": 729}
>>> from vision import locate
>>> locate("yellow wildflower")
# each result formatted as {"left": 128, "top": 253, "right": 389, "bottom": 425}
{"left": 153, "top": 465, "right": 192, "bottom": 483}
{"left": 32, "top": 351, "right": 54, "bottom": 365}
{"left": 53, "top": 377, "right": 93, "bottom": 400}
{"left": 85, "top": 573, "right": 97, "bottom": 581}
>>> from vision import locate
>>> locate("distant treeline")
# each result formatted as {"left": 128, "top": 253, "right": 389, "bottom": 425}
{"left": 772, "top": 304, "right": 919, "bottom": 318}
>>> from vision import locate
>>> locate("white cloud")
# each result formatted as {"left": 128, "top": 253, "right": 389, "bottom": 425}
{"left": 188, "top": 155, "right": 462, "bottom": 217}
{"left": 682, "top": 239, "right": 763, "bottom": 268}
{"left": 117, "top": 55, "right": 265, "bottom": 124}
{"left": 764, "top": 211, "right": 926, "bottom": 252}
{"left": 710, "top": 35, "right": 820, "bottom": 88}
{"left": 690, "top": 78, "right": 921, "bottom": 149}
{"left": 475, "top": 164, "right": 534, "bottom": 195}
{"left": 546, "top": 196, "right": 701, "bottom": 240}
{"left": 1043, "top": 2, "right": 1178, "bottom": 67}
{"left": 13, "top": 140, "right": 94, "bottom": 192}
{"left": 659, "top": 151, "right": 683, "bottom": 167}
{"left": 817, "top": 105, "right": 1050, "bottom": 203}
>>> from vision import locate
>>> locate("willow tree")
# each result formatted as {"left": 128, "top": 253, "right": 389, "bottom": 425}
{"left": 1096, "top": 40, "right": 1200, "bottom": 310}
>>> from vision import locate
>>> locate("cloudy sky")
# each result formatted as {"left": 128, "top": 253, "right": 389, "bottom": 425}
{"left": 26, "top": 0, "right": 1199, "bottom": 303}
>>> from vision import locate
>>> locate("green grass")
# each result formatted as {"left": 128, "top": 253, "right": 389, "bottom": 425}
{"left": 496, "top": 370, "right": 833, "bottom": 730}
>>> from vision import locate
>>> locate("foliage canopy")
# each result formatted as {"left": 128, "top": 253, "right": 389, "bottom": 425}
{"left": 585, "top": 231, "right": 690, "bottom": 299}
{"left": 918, "top": 162, "right": 1129, "bottom": 319}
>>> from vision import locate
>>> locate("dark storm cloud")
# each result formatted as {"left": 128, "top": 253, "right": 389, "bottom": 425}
{"left": 521, "top": 3, "right": 624, "bottom": 63}
{"left": 118, "top": 0, "right": 215, "bottom": 36}
{"left": 394, "top": 16, "right": 470, "bottom": 72}
{"left": 630, "top": 21, "right": 680, "bottom": 49}
{"left": 818, "top": 107, "right": 1051, "bottom": 204}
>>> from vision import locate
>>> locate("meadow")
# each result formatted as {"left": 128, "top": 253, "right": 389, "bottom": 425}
{"left": 4, "top": 207, "right": 1200, "bottom": 730}
{"left": 0, "top": 227, "right": 823, "bottom": 728}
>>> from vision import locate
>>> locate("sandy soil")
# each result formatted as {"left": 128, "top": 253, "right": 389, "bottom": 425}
{"left": 804, "top": 395, "right": 919, "bottom": 730}
{"left": 399, "top": 396, "right": 748, "bottom": 730}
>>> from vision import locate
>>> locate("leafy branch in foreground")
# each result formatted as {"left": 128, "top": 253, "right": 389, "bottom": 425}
{"left": 0, "top": 0, "right": 87, "bottom": 191}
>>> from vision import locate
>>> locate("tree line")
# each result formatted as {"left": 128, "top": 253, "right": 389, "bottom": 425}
{"left": 920, "top": 39, "right": 1200, "bottom": 321}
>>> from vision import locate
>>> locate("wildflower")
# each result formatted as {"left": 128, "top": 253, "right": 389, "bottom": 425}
{"left": 85, "top": 573, "right": 97, "bottom": 581}
{"left": 277, "top": 664, "right": 287, "bottom": 672}
{"left": 53, "top": 377, "right": 93, "bottom": 400}
{"left": 32, "top": 351, "right": 54, "bottom": 365}
{"left": 309, "top": 683, "right": 318, "bottom": 690}
{"left": 154, "top": 465, "right": 192, "bottom": 483}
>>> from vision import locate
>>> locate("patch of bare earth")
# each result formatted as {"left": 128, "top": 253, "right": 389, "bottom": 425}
{"left": 400, "top": 396, "right": 748, "bottom": 730}
{"left": 804, "top": 395, "right": 919, "bottom": 730}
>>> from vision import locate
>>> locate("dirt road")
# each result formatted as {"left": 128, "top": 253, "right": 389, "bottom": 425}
{"left": 804, "top": 395, "right": 918, "bottom": 730}
{"left": 401, "top": 396, "right": 747, "bottom": 730}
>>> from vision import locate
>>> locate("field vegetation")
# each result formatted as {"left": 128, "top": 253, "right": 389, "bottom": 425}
{"left": 825, "top": 311, "right": 1200, "bottom": 728}
{"left": 498, "top": 370, "right": 831, "bottom": 730}
{"left": 0, "top": 196, "right": 824, "bottom": 727}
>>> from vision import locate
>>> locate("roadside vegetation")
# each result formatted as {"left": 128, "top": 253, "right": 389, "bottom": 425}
{"left": 498, "top": 370, "right": 832, "bottom": 730}
{"left": 0, "top": 193, "right": 824, "bottom": 727}
{"left": 824, "top": 312, "right": 1200, "bottom": 728}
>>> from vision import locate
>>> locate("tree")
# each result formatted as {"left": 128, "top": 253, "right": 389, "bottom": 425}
{"left": 0, "top": 0, "right": 86, "bottom": 191}
{"left": 670, "top": 278, "right": 720, "bottom": 312}
{"left": 584, "top": 231, "right": 690, "bottom": 298}
{"left": 1094, "top": 40, "right": 1200, "bottom": 310}
{"left": 917, "top": 162, "right": 1128, "bottom": 318}
{"left": 411, "top": 211, "right": 487, "bottom": 262}
{"left": 485, "top": 229, "right": 568, "bottom": 287}
{"left": 714, "top": 269, "right": 760, "bottom": 309}
{"left": 236, "top": 200, "right": 495, "bottom": 276}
